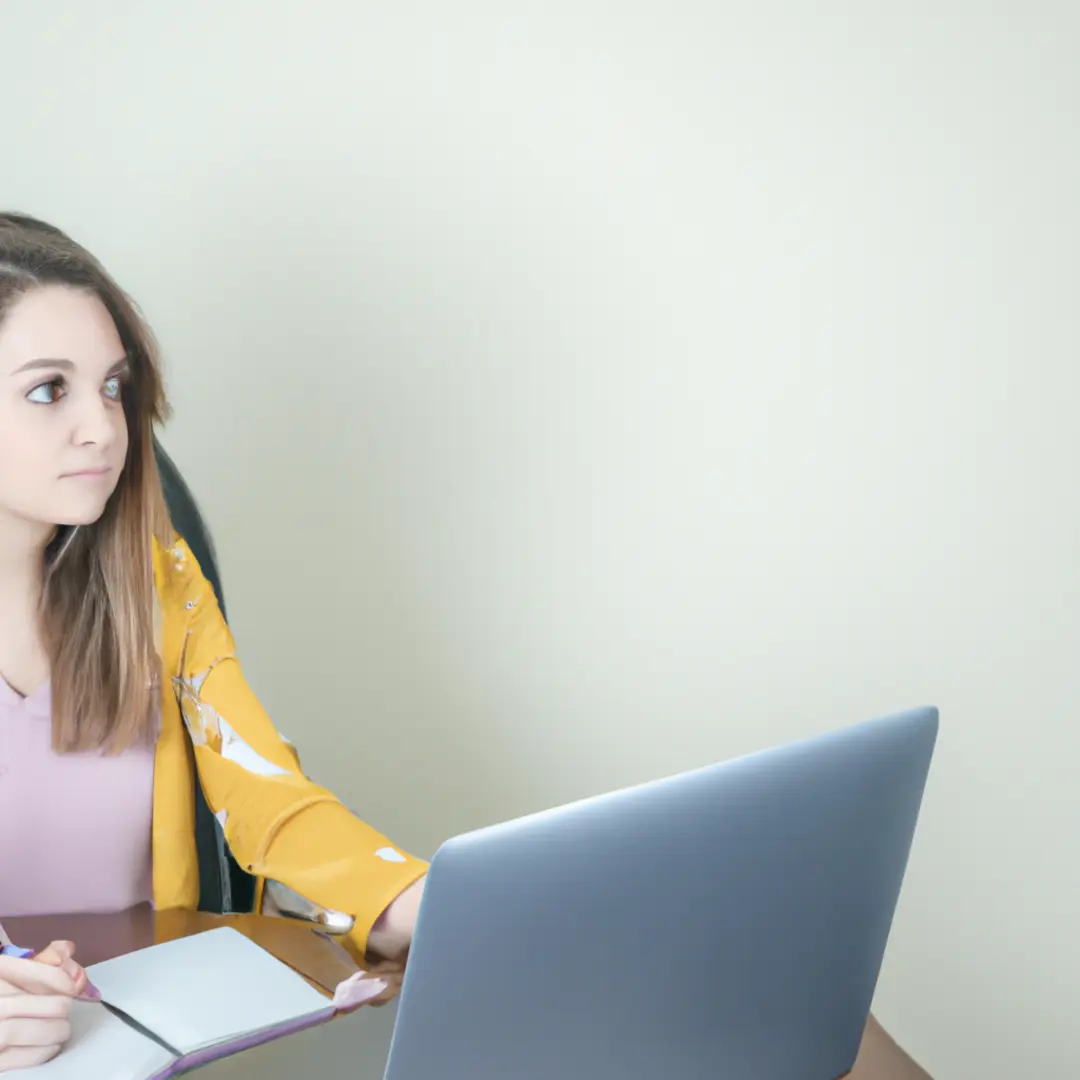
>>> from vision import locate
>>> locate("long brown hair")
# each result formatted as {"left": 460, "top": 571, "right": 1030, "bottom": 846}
{"left": 0, "top": 213, "right": 173, "bottom": 753}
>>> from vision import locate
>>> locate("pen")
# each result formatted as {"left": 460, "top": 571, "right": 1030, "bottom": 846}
{"left": 0, "top": 920, "right": 35, "bottom": 959}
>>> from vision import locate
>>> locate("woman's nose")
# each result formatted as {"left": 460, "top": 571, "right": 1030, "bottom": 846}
{"left": 71, "top": 394, "right": 119, "bottom": 448}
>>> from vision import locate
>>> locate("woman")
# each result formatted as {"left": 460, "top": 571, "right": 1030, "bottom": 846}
{"left": 0, "top": 214, "right": 931, "bottom": 1077}
{"left": 0, "top": 213, "right": 426, "bottom": 1068}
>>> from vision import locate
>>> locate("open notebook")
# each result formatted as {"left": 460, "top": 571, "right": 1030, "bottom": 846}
{"left": 24, "top": 927, "right": 337, "bottom": 1079}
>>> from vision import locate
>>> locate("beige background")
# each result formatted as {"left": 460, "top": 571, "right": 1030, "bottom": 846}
{"left": 4, "top": 3, "right": 1078, "bottom": 1076}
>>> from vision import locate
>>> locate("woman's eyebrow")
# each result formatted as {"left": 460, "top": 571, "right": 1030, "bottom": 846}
{"left": 9, "top": 355, "right": 130, "bottom": 377}
{"left": 10, "top": 357, "right": 76, "bottom": 375}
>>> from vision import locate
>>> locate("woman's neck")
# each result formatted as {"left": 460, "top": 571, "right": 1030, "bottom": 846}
{"left": 0, "top": 513, "right": 53, "bottom": 697}
{"left": 0, "top": 511, "right": 51, "bottom": 608}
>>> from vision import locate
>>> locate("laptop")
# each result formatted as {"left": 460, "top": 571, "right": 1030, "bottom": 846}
{"left": 383, "top": 705, "right": 939, "bottom": 1080}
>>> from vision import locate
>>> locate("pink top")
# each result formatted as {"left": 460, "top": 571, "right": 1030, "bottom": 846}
{"left": 0, "top": 675, "right": 156, "bottom": 917}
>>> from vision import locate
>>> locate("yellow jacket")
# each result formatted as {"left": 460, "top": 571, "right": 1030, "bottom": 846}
{"left": 151, "top": 536, "right": 428, "bottom": 961}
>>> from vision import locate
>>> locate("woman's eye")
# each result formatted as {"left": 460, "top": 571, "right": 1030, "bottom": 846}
{"left": 27, "top": 380, "right": 64, "bottom": 404}
{"left": 103, "top": 376, "right": 123, "bottom": 401}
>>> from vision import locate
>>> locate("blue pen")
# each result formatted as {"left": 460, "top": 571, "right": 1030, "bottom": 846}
{"left": 0, "top": 922, "right": 35, "bottom": 959}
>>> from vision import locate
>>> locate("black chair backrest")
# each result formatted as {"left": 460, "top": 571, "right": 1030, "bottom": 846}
{"left": 155, "top": 438, "right": 257, "bottom": 914}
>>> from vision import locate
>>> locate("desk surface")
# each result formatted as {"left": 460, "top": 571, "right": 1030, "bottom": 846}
{"left": 5, "top": 905, "right": 361, "bottom": 995}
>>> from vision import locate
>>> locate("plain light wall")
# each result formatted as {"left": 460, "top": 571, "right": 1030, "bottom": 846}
{"left": 4, "top": 2, "right": 1078, "bottom": 1076}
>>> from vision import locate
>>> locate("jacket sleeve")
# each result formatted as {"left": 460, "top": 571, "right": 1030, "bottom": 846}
{"left": 167, "top": 538, "right": 428, "bottom": 960}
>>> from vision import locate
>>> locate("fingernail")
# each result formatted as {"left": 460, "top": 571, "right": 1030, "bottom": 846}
{"left": 82, "top": 982, "right": 102, "bottom": 1001}
{"left": 332, "top": 972, "right": 389, "bottom": 1010}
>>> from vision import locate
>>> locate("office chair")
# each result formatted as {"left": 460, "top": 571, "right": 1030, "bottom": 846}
{"left": 155, "top": 439, "right": 354, "bottom": 936}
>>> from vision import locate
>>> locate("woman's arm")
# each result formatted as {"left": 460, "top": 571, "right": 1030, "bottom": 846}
{"left": 850, "top": 1014, "right": 933, "bottom": 1080}
{"left": 165, "top": 538, "right": 428, "bottom": 964}
{"left": 367, "top": 875, "right": 426, "bottom": 961}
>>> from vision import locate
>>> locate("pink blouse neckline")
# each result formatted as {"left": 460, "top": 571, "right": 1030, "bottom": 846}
{"left": 0, "top": 673, "right": 51, "bottom": 717}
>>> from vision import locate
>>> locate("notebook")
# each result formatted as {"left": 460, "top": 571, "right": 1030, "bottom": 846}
{"left": 24, "top": 927, "right": 337, "bottom": 1079}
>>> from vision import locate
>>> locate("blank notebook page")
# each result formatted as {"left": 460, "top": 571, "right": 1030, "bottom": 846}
{"left": 22, "top": 1000, "right": 175, "bottom": 1080}
{"left": 86, "top": 926, "right": 332, "bottom": 1054}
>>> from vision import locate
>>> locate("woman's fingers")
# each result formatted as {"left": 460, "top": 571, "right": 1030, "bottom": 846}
{"left": 0, "top": 1014, "right": 72, "bottom": 1048}
{"left": 0, "top": 1043, "right": 65, "bottom": 1072}
{"left": 358, "top": 957, "right": 405, "bottom": 1007}
{"left": 32, "top": 942, "right": 74, "bottom": 967}
{"left": 0, "top": 996, "right": 74, "bottom": 1071}
{"left": 361, "top": 957, "right": 405, "bottom": 980}
{"left": 359, "top": 969, "right": 403, "bottom": 1008}
{"left": 0, "top": 996, "right": 70, "bottom": 1023}
{"left": 0, "top": 995, "right": 72, "bottom": 1062}
{"left": 331, "top": 964, "right": 405, "bottom": 1012}
{"left": 31, "top": 943, "right": 91, "bottom": 1000}
{"left": 363, "top": 981, "right": 401, "bottom": 1008}
{"left": 0, "top": 957, "right": 80, "bottom": 998}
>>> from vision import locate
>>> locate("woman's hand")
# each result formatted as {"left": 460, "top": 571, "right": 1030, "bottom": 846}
{"left": 23, "top": 942, "right": 95, "bottom": 1003}
{"left": 0, "top": 942, "right": 95, "bottom": 1072}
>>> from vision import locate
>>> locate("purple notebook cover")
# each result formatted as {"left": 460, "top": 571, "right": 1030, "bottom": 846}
{"left": 146, "top": 1005, "right": 338, "bottom": 1078}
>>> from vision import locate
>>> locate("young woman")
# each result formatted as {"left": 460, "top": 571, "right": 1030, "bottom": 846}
{"left": 0, "top": 214, "right": 931, "bottom": 1077}
{"left": 0, "top": 213, "right": 426, "bottom": 1068}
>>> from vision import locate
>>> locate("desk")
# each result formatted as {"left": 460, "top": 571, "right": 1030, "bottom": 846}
{"left": 5, "top": 905, "right": 157, "bottom": 968}
{"left": 4, "top": 908, "right": 395, "bottom": 1079}
{"left": 5, "top": 906, "right": 361, "bottom": 995}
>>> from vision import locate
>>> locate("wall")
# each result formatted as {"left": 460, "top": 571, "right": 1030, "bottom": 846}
{"left": 3, "top": 2, "right": 1077, "bottom": 1075}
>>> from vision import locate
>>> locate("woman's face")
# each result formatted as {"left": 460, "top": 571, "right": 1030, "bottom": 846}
{"left": 0, "top": 285, "right": 129, "bottom": 535}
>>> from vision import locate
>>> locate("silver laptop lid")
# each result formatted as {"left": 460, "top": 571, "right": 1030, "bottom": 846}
{"left": 385, "top": 706, "right": 938, "bottom": 1080}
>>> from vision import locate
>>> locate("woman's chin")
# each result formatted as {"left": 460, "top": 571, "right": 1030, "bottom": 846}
{"left": 52, "top": 502, "right": 110, "bottom": 528}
